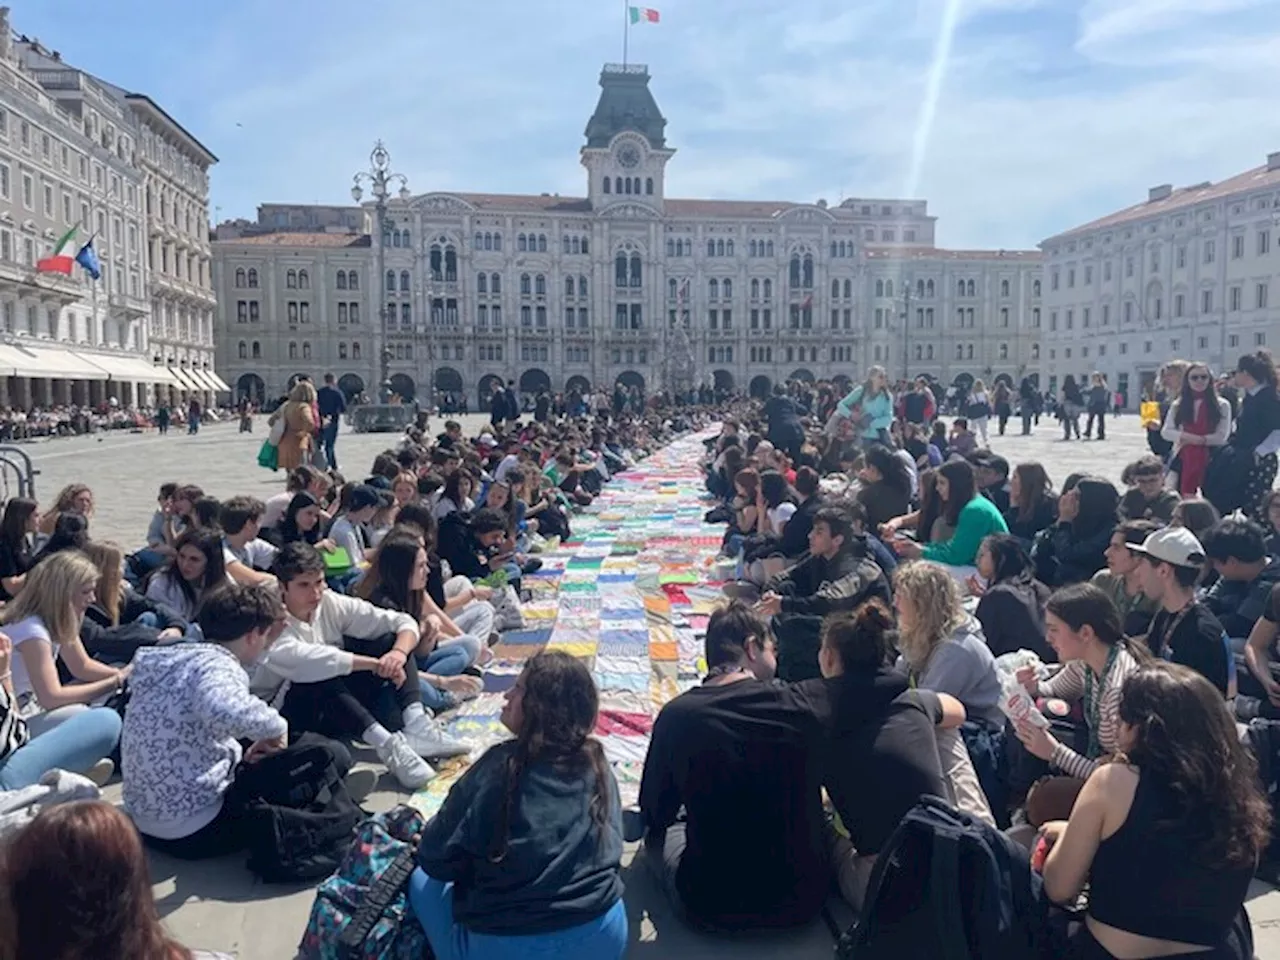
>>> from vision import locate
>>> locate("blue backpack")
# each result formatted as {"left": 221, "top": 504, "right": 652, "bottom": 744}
{"left": 298, "top": 805, "right": 430, "bottom": 960}
{"left": 835, "top": 796, "right": 1052, "bottom": 960}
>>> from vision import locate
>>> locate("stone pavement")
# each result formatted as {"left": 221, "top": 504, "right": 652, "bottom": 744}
{"left": 18, "top": 412, "right": 1280, "bottom": 957}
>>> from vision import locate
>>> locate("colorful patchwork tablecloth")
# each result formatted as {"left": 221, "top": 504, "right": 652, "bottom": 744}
{"left": 410, "top": 429, "right": 725, "bottom": 815}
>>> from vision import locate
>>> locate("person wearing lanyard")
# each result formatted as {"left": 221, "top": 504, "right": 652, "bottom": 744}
{"left": 1013, "top": 583, "right": 1144, "bottom": 827}
{"left": 1129, "top": 527, "right": 1234, "bottom": 699}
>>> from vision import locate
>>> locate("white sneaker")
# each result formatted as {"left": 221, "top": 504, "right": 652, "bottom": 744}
{"left": 375, "top": 733, "right": 436, "bottom": 790}
{"left": 86, "top": 758, "right": 114, "bottom": 787}
{"left": 402, "top": 713, "right": 471, "bottom": 760}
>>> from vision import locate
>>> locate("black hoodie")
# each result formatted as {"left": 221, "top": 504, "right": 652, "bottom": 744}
{"left": 792, "top": 670, "right": 948, "bottom": 855}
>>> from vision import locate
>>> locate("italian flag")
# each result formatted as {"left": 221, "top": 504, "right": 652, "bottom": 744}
{"left": 629, "top": 6, "right": 660, "bottom": 23}
{"left": 36, "top": 225, "right": 78, "bottom": 275}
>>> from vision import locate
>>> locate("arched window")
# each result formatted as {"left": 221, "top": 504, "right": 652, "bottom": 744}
{"left": 802, "top": 256, "right": 814, "bottom": 288}
{"left": 645, "top": 178, "right": 653, "bottom": 195}
{"left": 493, "top": 234, "right": 502, "bottom": 251}
{"left": 578, "top": 275, "right": 587, "bottom": 297}
{"left": 749, "top": 240, "right": 757, "bottom": 257}
{"left": 234, "top": 267, "right": 246, "bottom": 287}
{"left": 401, "top": 230, "right": 411, "bottom": 248}
{"left": 916, "top": 279, "right": 925, "bottom": 298}
{"left": 385, "top": 270, "right": 396, "bottom": 292}
{"left": 790, "top": 255, "right": 801, "bottom": 287}
{"left": 926, "top": 279, "right": 934, "bottom": 297}
{"left": 763, "top": 279, "right": 772, "bottom": 299}
{"left": 927, "top": 344, "right": 934, "bottom": 360}
{"left": 302, "top": 342, "right": 312, "bottom": 360}
{"left": 713, "top": 239, "right": 723, "bottom": 257}
{"left": 391, "top": 231, "right": 401, "bottom": 248}
{"left": 491, "top": 273, "right": 501, "bottom": 294}
{"left": 484, "top": 233, "right": 494, "bottom": 251}
{"left": 520, "top": 273, "right": 531, "bottom": 296}
{"left": 603, "top": 178, "right": 611, "bottom": 194}
{"left": 518, "top": 233, "right": 527, "bottom": 252}
{"left": 957, "top": 279, "right": 966, "bottom": 297}
{"left": 611, "top": 177, "right": 619, "bottom": 194}
{"left": 616, "top": 254, "right": 628, "bottom": 286}
{"left": 629, "top": 255, "right": 641, "bottom": 287}
{"left": 1001, "top": 279, "right": 1010, "bottom": 297}
{"left": 623, "top": 178, "right": 632, "bottom": 195}
{"left": 966, "top": 344, "right": 974, "bottom": 360}
{"left": 707, "top": 239, "right": 715, "bottom": 257}
{"left": 1033, "top": 279, "right": 1041, "bottom": 297}
{"left": 999, "top": 343, "right": 1009, "bottom": 360}
{"left": 399, "top": 270, "right": 410, "bottom": 293}
{"left": 669, "top": 278, "right": 678, "bottom": 299}
{"left": 666, "top": 239, "right": 675, "bottom": 257}
{"left": 832, "top": 278, "right": 840, "bottom": 298}
{"left": 286, "top": 269, "right": 297, "bottom": 289}
{"left": 479, "top": 274, "right": 488, "bottom": 294}
{"left": 247, "top": 268, "right": 258, "bottom": 288}
{"left": 347, "top": 270, "right": 358, "bottom": 290}
{"left": 537, "top": 235, "right": 547, "bottom": 253}
{"left": 251, "top": 341, "right": 261, "bottom": 359}
{"left": 886, "top": 279, "right": 894, "bottom": 297}
{"left": 339, "top": 342, "right": 348, "bottom": 359}
{"left": 444, "top": 247, "right": 457, "bottom": 281}
{"left": 831, "top": 242, "right": 838, "bottom": 260}
{"left": 875, "top": 279, "right": 885, "bottom": 297}
{"left": 336, "top": 271, "right": 348, "bottom": 290}
{"left": 565, "top": 276, "right": 575, "bottom": 297}
{"left": 723, "top": 279, "right": 732, "bottom": 298}
{"left": 288, "top": 342, "right": 298, "bottom": 359}
{"left": 709, "top": 278, "right": 720, "bottom": 299}
{"left": 535, "top": 274, "right": 546, "bottom": 296}
{"left": 237, "top": 341, "right": 247, "bottom": 359}
{"left": 571, "top": 237, "right": 580, "bottom": 255}
{"left": 967, "top": 279, "right": 976, "bottom": 297}
{"left": 474, "top": 232, "right": 484, "bottom": 250}
{"left": 749, "top": 278, "right": 759, "bottom": 298}
{"left": 352, "top": 343, "right": 361, "bottom": 359}
{"left": 955, "top": 343, "right": 963, "bottom": 360}
{"left": 843, "top": 279, "right": 852, "bottom": 299}
{"left": 726, "top": 240, "right": 734, "bottom": 257}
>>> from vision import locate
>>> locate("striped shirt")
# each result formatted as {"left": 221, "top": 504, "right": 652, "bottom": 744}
{"left": 1037, "top": 646, "right": 1140, "bottom": 780}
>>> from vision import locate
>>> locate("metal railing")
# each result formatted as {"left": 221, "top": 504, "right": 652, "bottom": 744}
{"left": 0, "top": 446, "right": 37, "bottom": 498}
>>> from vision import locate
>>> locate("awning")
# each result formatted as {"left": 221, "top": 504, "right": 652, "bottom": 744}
{"left": 206, "top": 371, "right": 230, "bottom": 392}
{"left": 190, "top": 369, "right": 218, "bottom": 392}
{"left": 73, "top": 352, "right": 180, "bottom": 385}
{"left": 4, "top": 343, "right": 108, "bottom": 380}
{"left": 169, "top": 367, "right": 201, "bottom": 391}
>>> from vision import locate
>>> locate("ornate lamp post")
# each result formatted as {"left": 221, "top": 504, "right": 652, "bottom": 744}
{"left": 351, "top": 141, "right": 410, "bottom": 403}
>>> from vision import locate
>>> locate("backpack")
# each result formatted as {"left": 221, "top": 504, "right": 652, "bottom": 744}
{"left": 237, "top": 743, "right": 366, "bottom": 883}
{"left": 835, "top": 796, "right": 1051, "bottom": 960}
{"left": 298, "top": 805, "right": 430, "bottom": 960}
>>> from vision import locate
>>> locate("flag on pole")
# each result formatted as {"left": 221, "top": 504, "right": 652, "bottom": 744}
{"left": 36, "top": 225, "right": 79, "bottom": 275}
{"left": 801, "top": 293, "right": 814, "bottom": 309}
{"left": 75, "top": 238, "right": 102, "bottom": 281}
{"left": 628, "top": 6, "right": 660, "bottom": 23}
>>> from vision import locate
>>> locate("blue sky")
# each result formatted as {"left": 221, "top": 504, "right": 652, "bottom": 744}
{"left": 16, "top": 0, "right": 1280, "bottom": 249}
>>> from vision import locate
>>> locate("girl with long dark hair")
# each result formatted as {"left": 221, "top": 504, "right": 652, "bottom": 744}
{"left": 1039, "top": 663, "right": 1267, "bottom": 960}
{"left": 1032, "top": 476, "right": 1120, "bottom": 587}
{"left": 0, "top": 496, "right": 37, "bottom": 600}
{"left": 1231, "top": 349, "right": 1280, "bottom": 518}
{"left": 890, "top": 459, "right": 1008, "bottom": 571}
{"left": 1162, "top": 361, "right": 1231, "bottom": 496}
{"left": 30, "top": 513, "right": 89, "bottom": 567}
{"left": 971, "top": 534, "right": 1053, "bottom": 662}
{"left": 856, "top": 443, "right": 913, "bottom": 530}
{"left": 1004, "top": 462, "right": 1056, "bottom": 546}
{"left": 144, "top": 528, "right": 227, "bottom": 621}
{"left": 411, "top": 651, "right": 627, "bottom": 959}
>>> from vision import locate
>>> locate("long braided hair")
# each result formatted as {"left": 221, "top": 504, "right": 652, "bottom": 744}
{"left": 489, "top": 651, "right": 611, "bottom": 863}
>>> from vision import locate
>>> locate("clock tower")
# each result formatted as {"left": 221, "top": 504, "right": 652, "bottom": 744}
{"left": 581, "top": 63, "right": 674, "bottom": 210}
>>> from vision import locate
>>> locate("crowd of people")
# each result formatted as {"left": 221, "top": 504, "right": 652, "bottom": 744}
{"left": 1, "top": 350, "right": 1280, "bottom": 958}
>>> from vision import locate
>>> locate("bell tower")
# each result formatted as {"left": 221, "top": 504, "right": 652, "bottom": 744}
{"left": 580, "top": 63, "right": 674, "bottom": 209}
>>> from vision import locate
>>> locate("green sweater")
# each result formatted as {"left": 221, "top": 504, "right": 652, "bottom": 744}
{"left": 922, "top": 495, "right": 1009, "bottom": 567}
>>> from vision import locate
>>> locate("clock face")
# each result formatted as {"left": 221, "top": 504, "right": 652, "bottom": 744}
{"left": 617, "top": 143, "right": 641, "bottom": 169}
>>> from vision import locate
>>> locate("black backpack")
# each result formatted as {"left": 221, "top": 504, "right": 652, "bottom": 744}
{"left": 835, "top": 796, "right": 1052, "bottom": 960}
{"left": 236, "top": 743, "right": 366, "bottom": 883}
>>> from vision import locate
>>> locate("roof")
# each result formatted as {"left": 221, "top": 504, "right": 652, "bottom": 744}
{"left": 214, "top": 233, "right": 371, "bottom": 248}
{"left": 1044, "top": 159, "right": 1280, "bottom": 243}
{"left": 440, "top": 192, "right": 876, "bottom": 220}
{"left": 584, "top": 64, "right": 667, "bottom": 150}
{"left": 123, "top": 94, "right": 218, "bottom": 166}
{"left": 864, "top": 246, "right": 1042, "bottom": 262}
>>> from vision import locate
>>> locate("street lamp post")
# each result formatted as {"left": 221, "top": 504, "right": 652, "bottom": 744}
{"left": 351, "top": 141, "right": 410, "bottom": 403}
{"left": 900, "top": 282, "right": 913, "bottom": 383}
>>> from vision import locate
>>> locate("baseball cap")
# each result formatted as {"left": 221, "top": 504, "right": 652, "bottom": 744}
{"left": 1128, "top": 526, "right": 1205, "bottom": 569}
{"left": 347, "top": 484, "right": 382, "bottom": 512}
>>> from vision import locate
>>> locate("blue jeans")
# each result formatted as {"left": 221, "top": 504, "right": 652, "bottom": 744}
{"left": 321, "top": 421, "right": 339, "bottom": 470}
{"left": 417, "top": 638, "right": 480, "bottom": 713}
{"left": 0, "top": 707, "right": 121, "bottom": 790}
{"left": 409, "top": 869, "right": 627, "bottom": 960}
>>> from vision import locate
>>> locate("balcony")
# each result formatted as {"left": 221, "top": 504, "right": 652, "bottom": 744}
{"left": 108, "top": 291, "right": 148, "bottom": 320}
{"left": 0, "top": 261, "right": 84, "bottom": 307}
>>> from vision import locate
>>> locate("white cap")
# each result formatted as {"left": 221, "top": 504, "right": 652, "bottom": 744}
{"left": 1129, "top": 526, "right": 1205, "bottom": 569}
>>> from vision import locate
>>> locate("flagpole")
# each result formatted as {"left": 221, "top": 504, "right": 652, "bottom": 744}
{"left": 622, "top": 0, "right": 629, "bottom": 66}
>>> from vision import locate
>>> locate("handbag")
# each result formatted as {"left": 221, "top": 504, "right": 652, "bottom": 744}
{"left": 491, "top": 585, "right": 525, "bottom": 632}
{"left": 257, "top": 439, "right": 279, "bottom": 471}
{"left": 267, "top": 411, "right": 287, "bottom": 446}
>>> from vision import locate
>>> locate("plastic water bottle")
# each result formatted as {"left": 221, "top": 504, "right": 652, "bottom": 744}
{"left": 734, "top": 545, "right": 745, "bottom": 581}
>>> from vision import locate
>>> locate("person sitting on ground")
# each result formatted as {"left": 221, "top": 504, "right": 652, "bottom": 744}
{"left": 432, "top": 470, "right": 477, "bottom": 521}
{"left": 755, "top": 506, "right": 893, "bottom": 681}
{"left": 970, "top": 451, "right": 1011, "bottom": 515}
{"left": 436, "top": 507, "right": 520, "bottom": 590}
{"left": 143, "top": 528, "right": 229, "bottom": 622}
{"left": 38, "top": 483, "right": 93, "bottom": 537}
{"left": 411, "top": 651, "right": 627, "bottom": 960}
{"left": 640, "top": 602, "right": 830, "bottom": 932}
{"left": 0, "top": 800, "right": 235, "bottom": 959}
{"left": 30, "top": 512, "right": 90, "bottom": 567}
{"left": 1002, "top": 462, "right": 1057, "bottom": 548}
{"left": 1032, "top": 476, "right": 1121, "bottom": 588}
{"left": 1119, "top": 455, "right": 1180, "bottom": 522}
{"left": 1037, "top": 663, "right": 1265, "bottom": 960}
{"left": 327, "top": 483, "right": 381, "bottom": 569}
{"left": 0, "top": 497, "right": 37, "bottom": 601}
{"left": 220, "top": 496, "right": 280, "bottom": 574}
{"left": 1238, "top": 582, "right": 1280, "bottom": 721}
{"left": 890, "top": 459, "right": 1009, "bottom": 573}
{"left": 0, "top": 551, "right": 124, "bottom": 788}
{"left": 262, "top": 465, "right": 332, "bottom": 529}
{"left": 1200, "top": 515, "right": 1280, "bottom": 641}
{"left": 122, "top": 583, "right": 360, "bottom": 859}
{"left": 1090, "top": 520, "right": 1161, "bottom": 638}
{"left": 856, "top": 444, "right": 913, "bottom": 531}
{"left": 948, "top": 417, "right": 978, "bottom": 458}
{"left": 358, "top": 533, "right": 484, "bottom": 715}
{"left": 261, "top": 492, "right": 334, "bottom": 550}
{"left": 1130, "top": 526, "right": 1234, "bottom": 698}
{"left": 792, "top": 601, "right": 969, "bottom": 912}
{"left": 969, "top": 534, "right": 1055, "bottom": 663}
{"left": 393, "top": 503, "right": 498, "bottom": 643}
{"left": 251, "top": 542, "right": 467, "bottom": 789}
{"left": 1013, "top": 583, "right": 1146, "bottom": 826}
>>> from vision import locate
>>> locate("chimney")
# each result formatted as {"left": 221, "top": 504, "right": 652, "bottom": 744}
{"left": 0, "top": 9, "right": 11, "bottom": 60}
{"left": 1148, "top": 184, "right": 1173, "bottom": 203}
{"left": 816, "top": 198, "right": 828, "bottom": 209}
{"left": 1268, "top": 151, "right": 1280, "bottom": 173}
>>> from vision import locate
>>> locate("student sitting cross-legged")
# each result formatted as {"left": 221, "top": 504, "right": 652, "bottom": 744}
{"left": 251, "top": 542, "right": 468, "bottom": 790}
{"left": 411, "top": 651, "right": 627, "bottom": 960}
{"left": 122, "top": 583, "right": 359, "bottom": 859}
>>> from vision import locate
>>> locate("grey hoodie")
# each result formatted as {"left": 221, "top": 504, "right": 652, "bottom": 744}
{"left": 122, "top": 643, "right": 286, "bottom": 840}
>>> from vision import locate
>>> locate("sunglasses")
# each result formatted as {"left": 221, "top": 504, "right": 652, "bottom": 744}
{"left": 1188, "top": 373, "right": 1211, "bottom": 382}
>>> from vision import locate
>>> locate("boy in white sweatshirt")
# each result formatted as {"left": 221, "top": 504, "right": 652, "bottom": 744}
{"left": 123, "top": 583, "right": 357, "bottom": 858}
{"left": 252, "top": 542, "right": 468, "bottom": 789}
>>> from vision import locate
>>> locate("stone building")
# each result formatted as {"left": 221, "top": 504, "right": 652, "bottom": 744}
{"left": 215, "top": 63, "right": 1041, "bottom": 407}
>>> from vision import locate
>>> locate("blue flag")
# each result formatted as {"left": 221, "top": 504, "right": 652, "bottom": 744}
{"left": 75, "top": 240, "right": 101, "bottom": 280}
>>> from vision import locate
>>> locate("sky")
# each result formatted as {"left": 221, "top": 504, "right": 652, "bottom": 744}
{"left": 15, "top": 0, "right": 1280, "bottom": 249}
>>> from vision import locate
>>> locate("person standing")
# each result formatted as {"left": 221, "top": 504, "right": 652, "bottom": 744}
{"left": 1084, "top": 373, "right": 1110, "bottom": 440}
{"left": 966, "top": 380, "right": 992, "bottom": 446}
{"left": 186, "top": 396, "right": 201, "bottom": 436}
{"left": 1019, "top": 377, "right": 1037, "bottom": 435}
{"left": 1061, "top": 375, "right": 1084, "bottom": 440}
{"left": 993, "top": 380, "right": 1012, "bottom": 436}
{"left": 155, "top": 400, "right": 171, "bottom": 436}
{"left": 237, "top": 395, "right": 253, "bottom": 433}
{"left": 274, "top": 380, "right": 318, "bottom": 472}
{"left": 316, "top": 373, "right": 346, "bottom": 471}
